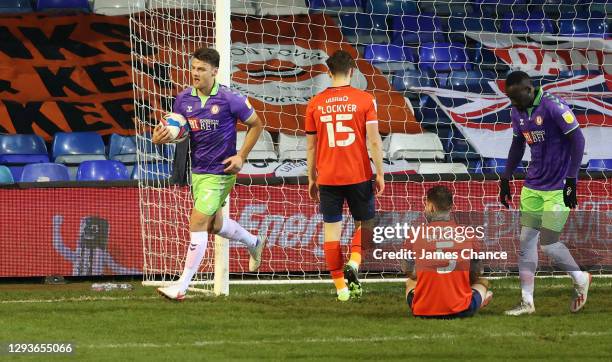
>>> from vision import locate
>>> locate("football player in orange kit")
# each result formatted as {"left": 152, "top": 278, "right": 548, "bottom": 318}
{"left": 305, "top": 50, "right": 384, "bottom": 301}
{"left": 405, "top": 186, "right": 493, "bottom": 318}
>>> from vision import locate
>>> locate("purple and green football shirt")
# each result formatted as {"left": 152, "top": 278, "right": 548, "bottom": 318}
{"left": 173, "top": 82, "right": 255, "bottom": 175}
{"left": 510, "top": 88, "right": 581, "bottom": 191}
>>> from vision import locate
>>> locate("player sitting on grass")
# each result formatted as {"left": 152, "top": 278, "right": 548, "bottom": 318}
{"left": 405, "top": 186, "right": 492, "bottom": 319}
{"left": 500, "top": 71, "right": 591, "bottom": 316}
{"left": 305, "top": 50, "right": 385, "bottom": 301}
{"left": 153, "top": 47, "right": 267, "bottom": 301}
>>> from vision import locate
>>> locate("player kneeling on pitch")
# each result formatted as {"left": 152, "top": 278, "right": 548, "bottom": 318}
{"left": 152, "top": 47, "right": 267, "bottom": 301}
{"left": 500, "top": 71, "right": 591, "bottom": 315}
{"left": 405, "top": 186, "right": 492, "bottom": 319}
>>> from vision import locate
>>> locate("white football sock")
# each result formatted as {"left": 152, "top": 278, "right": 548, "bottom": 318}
{"left": 178, "top": 231, "right": 208, "bottom": 292}
{"left": 518, "top": 227, "right": 539, "bottom": 305}
{"left": 217, "top": 217, "right": 258, "bottom": 249}
{"left": 541, "top": 242, "right": 586, "bottom": 285}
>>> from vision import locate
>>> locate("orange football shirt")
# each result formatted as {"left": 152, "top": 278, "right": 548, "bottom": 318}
{"left": 410, "top": 220, "right": 474, "bottom": 317}
{"left": 304, "top": 85, "right": 377, "bottom": 186}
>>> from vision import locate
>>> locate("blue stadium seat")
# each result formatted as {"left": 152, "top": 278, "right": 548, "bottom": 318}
{"left": 447, "top": 13, "right": 497, "bottom": 33}
{"left": 417, "top": 96, "right": 453, "bottom": 127}
{"left": 0, "top": 165, "right": 14, "bottom": 184}
{"left": 20, "top": 163, "right": 70, "bottom": 182}
{"left": 36, "top": 0, "right": 90, "bottom": 11}
{"left": 420, "top": 0, "right": 474, "bottom": 16}
{"left": 479, "top": 158, "right": 529, "bottom": 174}
{"left": 587, "top": 159, "right": 612, "bottom": 172}
{"left": 52, "top": 132, "right": 106, "bottom": 164}
{"left": 364, "top": 0, "right": 418, "bottom": 15}
{"left": 108, "top": 134, "right": 137, "bottom": 163}
{"left": 338, "top": 13, "right": 389, "bottom": 43}
{"left": 0, "top": 134, "right": 49, "bottom": 164}
{"left": 558, "top": 15, "right": 609, "bottom": 38}
{"left": 472, "top": 0, "right": 527, "bottom": 16}
{"left": 364, "top": 44, "right": 417, "bottom": 72}
{"left": 445, "top": 70, "right": 496, "bottom": 91}
{"left": 500, "top": 12, "right": 554, "bottom": 34}
{"left": 391, "top": 13, "right": 444, "bottom": 45}
{"left": 308, "top": 0, "right": 361, "bottom": 12}
{"left": 439, "top": 127, "right": 481, "bottom": 161}
{"left": 419, "top": 42, "right": 471, "bottom": 73}
{"left": 76, "top": 160, "right": 129, "bottom": 181}
{"left": 0, "top": 0, "right": 33, "bottom": 13}
{"left": 392, "top": 70, "right": 435, "bottom": 92}
{"left": 132, "top": 163, "right": 172, "bottom": 181}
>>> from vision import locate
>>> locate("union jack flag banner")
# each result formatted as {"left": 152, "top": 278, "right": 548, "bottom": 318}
{"left": 415, "top": 73, "right": 612, "bottom": 161}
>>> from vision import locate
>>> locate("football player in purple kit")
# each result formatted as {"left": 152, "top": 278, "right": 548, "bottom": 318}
{"left": 500, "top": 71, "right": 591, "bottom": 315}
{"left": 152, "top": 47, "right": 267, "bottom": 301}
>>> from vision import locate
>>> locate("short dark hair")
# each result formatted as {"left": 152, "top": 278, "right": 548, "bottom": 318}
{"left": 326, "top": 50, "right": 355, "bottom": 75}
{"left": 426, "top": 186, "right": 453, "bottom": 212}
{"left": 191, "top": 47, "right": 220, "bottom": 68}
{"left": 505, "top": 70, "right": 531, "bottom": 88}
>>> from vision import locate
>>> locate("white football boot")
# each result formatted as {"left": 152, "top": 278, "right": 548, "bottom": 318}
{"left": 570, "top": 272, "right": 592, "bottom": 313}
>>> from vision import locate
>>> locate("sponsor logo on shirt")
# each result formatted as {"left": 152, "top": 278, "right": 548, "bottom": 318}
{"left": 187, "top": 105, "right": 193, "bottom": 113}
{"left": 519, "top": 118, "right": 524, "bottom": 126}
{"left": 562, "top": 111, "right": 575, "bottom": 124}
{"left": 523, "top": 130, "right": 545, "bottom": 145}
{"left": 188, "top": 118, "right": 219, "bottom": 131}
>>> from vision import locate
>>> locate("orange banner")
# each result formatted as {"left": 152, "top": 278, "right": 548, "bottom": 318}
{"left": 0, "top": 12, "right": 419, "bottom": 142}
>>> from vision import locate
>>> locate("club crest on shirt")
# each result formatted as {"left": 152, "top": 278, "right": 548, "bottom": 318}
{"left": 535, "top": 116, "right": 543, "bottom": 126}
{"left": 211, "top": 105, "right": 220, "bottom": 114}
{"left": 562, "top": 111, "right": 574, "bottom": 124}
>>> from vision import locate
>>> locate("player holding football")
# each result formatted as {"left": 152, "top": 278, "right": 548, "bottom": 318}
{"left": 500, "top": 71, "right": 591, "bottom": 315}
{"left": 153, "top": 47, "right": 267, "bottom": 301}
{"left": 305, "top": 50, "right": 384, "bottom": 301}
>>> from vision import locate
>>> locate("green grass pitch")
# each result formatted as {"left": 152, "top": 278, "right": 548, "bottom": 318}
{"left": 1, "top": 277, "right": 610, "bottom": 361}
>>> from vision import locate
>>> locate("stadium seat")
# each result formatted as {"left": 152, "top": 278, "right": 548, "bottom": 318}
{"left": 391, "top": 13, "right": 444, "bottom": 45}
{"left": 37, "top": 0, "right": 90, "bottom": 11}
{"left": 132, "top": 162, "right": 172, "bottom": 181}
{"left": 237, "top": 130, "right": 278, "bottom": 161}
{"left": 363, "top": 44, "right": 417, "bottom": 72}
{"left": 500, "top": 12, "right": 554, "bottom": 34}
{"left": 418, "top": 162, "right": 469, "bottom": 174}
{"left": 93, "top": 0, "right": 145, "bottom": 15}
{"left": 278, "top": 133, "right": 307, "bottom": 161}
{"left": 391, "top": 70, "right": 434, "bottom": 95}
{"left": 135, "top": 132, "right": 175, "bottom": 162}
{"left": 20, "top": 163, "right": 70, "bottom": 182}
{"left": 558, "top": 15, "right": 609, "bottom": 38}
{"left": 338, "top": 13, "right": 389, "bottom": 44}
{"left": 478, "top": 158, "right": 511, "bottom": 174}
{"left": 440, "top": 127, "right": 481, "bottom": 161}
{"left": 0, "top": 0, "right": 33, "bottom": 13}
{"left": 419, "top": 42, "right": 471, "bottom": 73}
{"left": 420, "top": 0, "right": 473, "bottom": 16}
{"left": 445, "top": 70, "right": 496, "bottom": 92}
{"left": 0, "top": 165, "right": 14, "bottom": 184}
{"left": 587, "top": 159, "right": 612, "bottom": 172}
{"left": 52, "top": 132, "right": 106, "bottom": 164}
{"left": 472, "top": 0, "right": 527, "bottom": 17}
{"left": 364, "top": 0, "right": 417, "bottom": 15}
{"left": 0, "top": 134, "right": 49, "bottom": 164}
{"left": 109, "top": 134, "right": 137, "bottom": 163}
{"left": 76, "top": 160, "right": 129, "bottom": 181}
{"left": 308, "top": 0, "right": 361, "bottom": 13}
{"left": 383, "top": 132, "right": 445, "bottom": 161}
{"left": 447, "top": 13, "right": 497, "bottom": 33}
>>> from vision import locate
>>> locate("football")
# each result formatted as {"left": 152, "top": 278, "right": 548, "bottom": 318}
{"left": 160, "top": 112, "right": 190, "bottom": 143}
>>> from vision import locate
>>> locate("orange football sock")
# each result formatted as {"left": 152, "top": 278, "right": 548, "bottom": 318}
{"left": 349, "top": 228, "right": 362, "bottom": 267}
{"left": 324, "top": 241, "right": 346, "bottom": 290}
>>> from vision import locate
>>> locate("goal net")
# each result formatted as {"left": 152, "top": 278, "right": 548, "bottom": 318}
{"left": 131, "top": 0, "right": 612, "bottom": 293}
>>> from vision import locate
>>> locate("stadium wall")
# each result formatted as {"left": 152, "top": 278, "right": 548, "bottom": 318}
{"left": 1, "top": 177, "right": 610, "bottom": 278}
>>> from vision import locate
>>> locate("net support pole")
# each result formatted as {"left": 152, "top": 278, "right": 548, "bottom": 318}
{"left": 213, "top": 0, "right": 231, "bottom": 296}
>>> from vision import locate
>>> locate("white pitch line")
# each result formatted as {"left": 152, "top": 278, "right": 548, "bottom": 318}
{"left": 82, "top": 331, "right": 612, "bottom": 349}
